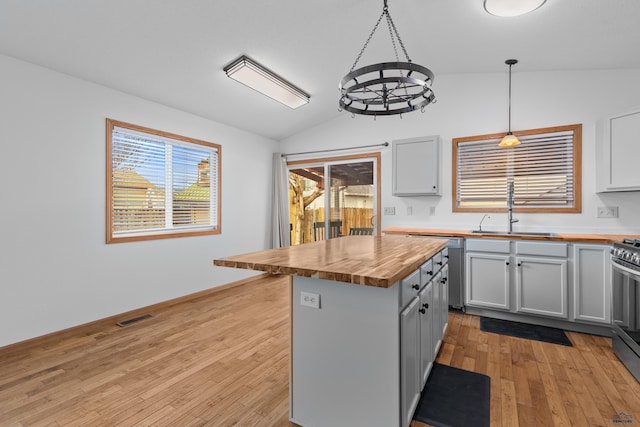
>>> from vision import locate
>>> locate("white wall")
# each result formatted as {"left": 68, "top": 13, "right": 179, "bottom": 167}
{"left": 280, "top": 68, "right": 640, "bottom": 235}
{"left": 0, "top": 55, "right": 278, "bottom": 347}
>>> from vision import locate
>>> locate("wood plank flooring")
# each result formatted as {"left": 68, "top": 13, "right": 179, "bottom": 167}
{"left": 1, "top": 275, "right": 639, "bottom": 426}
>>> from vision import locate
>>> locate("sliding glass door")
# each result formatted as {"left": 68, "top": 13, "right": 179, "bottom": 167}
{"left": 288, "top": 154, "right": 380, "bottom": 245}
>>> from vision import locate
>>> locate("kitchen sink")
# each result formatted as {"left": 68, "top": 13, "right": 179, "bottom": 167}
{"left": 470, "top": 230, "right": 557, "bottom": 237}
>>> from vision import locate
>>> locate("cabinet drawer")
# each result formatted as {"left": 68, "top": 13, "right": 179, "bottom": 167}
{"left": 400, "top": 269, "right": 421, "bottom": 309}
{"left": 420, "top": 259, "right": 434, "bottom": 286}
{"left": 432, "top": 251, "right": 444, "bottom": 273}
{"left": 466, "top": 238, "right": 510, "bottom": 253}
{"left": 515, "top": 241, "right": 568, "bottom": 257}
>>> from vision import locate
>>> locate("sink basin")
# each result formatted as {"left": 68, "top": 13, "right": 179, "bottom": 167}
{"left": 470, "top": 230, "right": 557, "bottom": 237}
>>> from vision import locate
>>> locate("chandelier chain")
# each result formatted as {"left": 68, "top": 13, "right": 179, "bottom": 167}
{"left": 349, "top": 9, "right": 386, "bottom": 72}
{"left": 385, "top": 9, "right": 411, "bottom": 62}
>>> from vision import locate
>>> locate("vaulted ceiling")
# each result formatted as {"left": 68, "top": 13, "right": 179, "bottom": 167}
{"left": 1, "top": 0, "right": 639, "bottom": 141}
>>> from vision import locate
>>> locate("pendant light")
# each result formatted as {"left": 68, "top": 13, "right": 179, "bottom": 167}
{"left": 499, "top": 59, "right": 520, "bottom": 147}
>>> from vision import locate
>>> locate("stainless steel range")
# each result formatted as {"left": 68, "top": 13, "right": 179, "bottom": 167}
{"left": 611, "top": 238, "right": 640, "bottom": 382}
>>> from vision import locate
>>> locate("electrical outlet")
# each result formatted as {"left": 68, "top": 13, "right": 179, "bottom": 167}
{"left": 429, "top": 206, "right": 436, "bottom": 216}
{"left": 300, "top": 292, "right": 320, "bottom": 309}
{"left": 384, "top": 206, "right": 396, "bottom": 215}
{"left": 597, "top": 206, "right": 619, "bottom": 218}
{"left": 407, "top": 206, "right": 413, "bottom": 216}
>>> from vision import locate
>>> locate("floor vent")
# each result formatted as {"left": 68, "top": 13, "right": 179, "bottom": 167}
{"left": 116, "top": 314, "right": 153, "bottom": 327}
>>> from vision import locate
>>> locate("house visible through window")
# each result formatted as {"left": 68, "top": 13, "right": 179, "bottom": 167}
{"left": 453, "top": 124, "right": 581, "bottom": 213}
{"left": 106, "top": 119, "right": 221, "bottom": 243}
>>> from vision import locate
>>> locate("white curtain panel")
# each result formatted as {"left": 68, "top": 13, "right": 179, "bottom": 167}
{"left": 271, "top": 153, "right": 291, "bottom": 248}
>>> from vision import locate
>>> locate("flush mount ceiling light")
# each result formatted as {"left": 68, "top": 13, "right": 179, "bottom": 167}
{"left": 484, "top": 0, "right": 546, "bottom": 17}
{"left": 499, "top": 59, "right": 521, "bottom": 147}
{"left": 338, "top": 0, "right": 436, "bottom": 117}
{"left": 223, "top": 55, "right": 310, "bottom": 109}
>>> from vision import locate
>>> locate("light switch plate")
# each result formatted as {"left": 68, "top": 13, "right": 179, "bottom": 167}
{"left": 383, "top": 206, "right": 396, "bottom": 215}
{"left": 300, "top": 292, "right": 320, "bottom": 309}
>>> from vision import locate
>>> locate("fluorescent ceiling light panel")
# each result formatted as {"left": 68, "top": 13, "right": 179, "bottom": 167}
{"left": 224, "top": 56, "right": 310, "bottom": 109}
{"left": 484, "top": 0, "right": 546, "bottom": 17}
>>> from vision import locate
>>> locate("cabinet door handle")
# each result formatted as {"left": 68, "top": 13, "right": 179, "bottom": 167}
{"left": 517, "top": 262, "right": 522, "bottom": 267}
{"left": 422, "top": 303, "right": 429, "bottom": 309}
{"left": 412, "top": 284, "right": 420, "bottom": 290}
{"left": 506, "top": 261, "right": 510, "bottom": 266}
{"left": 441, "top": 278, "right": 447, "bottom": 283}
{"left": 444, "top": 255, "right": 449, "bottom": 259}
{"left": 419, "top": 308, "right": 426, "bottom": 314}
{"left": 436, "top": 261, "right": 443, "bottom": 266}
{"left": 426, "top": 270, "right": 433, "bottom": 275}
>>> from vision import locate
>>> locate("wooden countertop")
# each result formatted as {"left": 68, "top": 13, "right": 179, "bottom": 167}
{"left": 213, "top": 235, "right": 447, "bottom": 288}
{"left": 383, "top": 226, "right": 640, "bottom": 244}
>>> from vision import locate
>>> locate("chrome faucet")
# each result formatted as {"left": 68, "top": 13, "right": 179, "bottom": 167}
{"left": 507, "top": 181, "right": 519, "bottom": 233}
{"left": 478, "top": 214, "right": 490, "bottom": 231}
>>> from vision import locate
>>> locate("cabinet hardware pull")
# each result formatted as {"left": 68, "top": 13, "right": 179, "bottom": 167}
{"left": 444, "top": 255, "right": 449, "bottom": 259}
{"left": 441, "top": 278, "right": 447, "bottom": 283}
{"left": 436, "top": 261, "right": 443, "bottom": 266}
{"left": 422, "top": 303, "right": 429, "bottom": 309}
{"left": 517, "top": 263, "right": 522, "bottom": 267}
{"left": 419, "top": 308, "right": 426, "bottom": 314}
{"left": 412, "top": 284, "right": 420, "bottom": 290}
{"left": 506, "top": 261, "right": 510, "bottom": 266}
{"left": 426, "top": 270, "right": 433, "bottom": 275}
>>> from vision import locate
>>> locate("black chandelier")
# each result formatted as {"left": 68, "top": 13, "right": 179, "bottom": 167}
{"left": 339, "top": 0, "right": 436, "bottom": 117}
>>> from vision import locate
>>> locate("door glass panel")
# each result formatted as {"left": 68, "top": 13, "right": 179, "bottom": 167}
{"left": 288, "top": 157, "right": 377, "bottom": 245}
{"left": 329, "top": 161, "right": 374, "bottom": 238}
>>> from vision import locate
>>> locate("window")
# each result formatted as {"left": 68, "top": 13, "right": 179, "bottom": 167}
{"left": 106, "top": 119, "right": 221, "bottom": 243}
{"left": 453, "top": 124, "right": 581, "bottom": 213}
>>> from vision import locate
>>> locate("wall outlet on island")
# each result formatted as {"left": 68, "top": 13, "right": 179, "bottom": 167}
{"left": 597, "top": 206, "right": 619, "bottom": 218}
{"left": 300, "top": 292, "right": 320, "bottom": 309}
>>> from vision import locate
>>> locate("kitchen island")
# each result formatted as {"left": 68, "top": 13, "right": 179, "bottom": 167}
{"left": 214, "top": 235, "right": 448, "bottom": 427}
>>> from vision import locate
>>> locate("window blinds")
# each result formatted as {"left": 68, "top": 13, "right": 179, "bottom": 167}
{"left": 110, "top": 126, "right": 218, "bottom": 238}
{"left": 456, "top": 126, "right": 578, "bottom": 210}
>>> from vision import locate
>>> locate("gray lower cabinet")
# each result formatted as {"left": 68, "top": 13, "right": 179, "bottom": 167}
{"left": 515, "top": 255, "right": 568, "bottom": 318}
{"left": 440, "top": 265, "right": 449, "bottom": 334}
{"left": 400, "top": 296, "right": 421, "bottom": 427}
{"left": 399, "top": 248, "right": 448, "bottom": 427}
{"left": 419, "top": 282, "right": 434, "bottom": 388}
{"left": 465, "top": 238, "right": 612, "bottom": 329}
{"left": 466, "top": 239, "right": 570, "bottom": 318}
{"left": 466, "top": 251, "right": 511, "bottom": 310}
{"left": 573, "top": 243, "right": 611, "bottom": 324}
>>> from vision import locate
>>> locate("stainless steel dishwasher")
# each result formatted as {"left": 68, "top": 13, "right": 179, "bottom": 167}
{"left": 410, "top": 235, "right": 465, "bottom": 310}
{"left": 446, "top": 238, "right": 465, "bottom": 310}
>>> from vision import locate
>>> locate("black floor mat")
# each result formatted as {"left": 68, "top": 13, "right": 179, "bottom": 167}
{"left": 413, "top": 363, "right": 490, "bottom": 427}
{"left": 480, "top": 316, "right": 572, "bottom": 346}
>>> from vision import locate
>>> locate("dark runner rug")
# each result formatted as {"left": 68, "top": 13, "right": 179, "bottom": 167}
{"left": 413, "top": 363, "right": 490, "bottom": 427}
{"left": 480, "top": 316, "right": 572, "bottom": 346}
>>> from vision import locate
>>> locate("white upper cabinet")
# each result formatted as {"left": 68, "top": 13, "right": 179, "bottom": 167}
{"left": 392, "top": 136, "right": 440, "bottom": 196}
{"left": 596, "top": 107, "right": 640, "bottom": 192}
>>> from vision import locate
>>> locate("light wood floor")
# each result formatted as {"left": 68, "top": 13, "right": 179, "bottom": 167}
{"left": 1, "top": 275, "right": 640, "bottom": 426}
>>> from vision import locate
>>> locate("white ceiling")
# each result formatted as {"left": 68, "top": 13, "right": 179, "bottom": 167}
{"left": 1, "top": 0, "right": 639, "bottom": 141}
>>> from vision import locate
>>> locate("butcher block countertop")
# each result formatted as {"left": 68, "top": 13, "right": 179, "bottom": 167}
{"left": 213, "top": 235, "right": 446, "bottom": 288}
{"left": 383, "top": 226, "right": 640, "bottom": 244}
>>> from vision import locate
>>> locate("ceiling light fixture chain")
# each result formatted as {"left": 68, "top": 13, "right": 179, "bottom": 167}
{"left": 348, "top": 6, "right": 387, "bottom": 73}
{"left": 339, "top": 0, "right": 436, "bottom": 117}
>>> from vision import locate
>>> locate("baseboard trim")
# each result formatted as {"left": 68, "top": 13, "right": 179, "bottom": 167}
{"left": 0, "top": 273, "right": 273, "bottom": 355}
